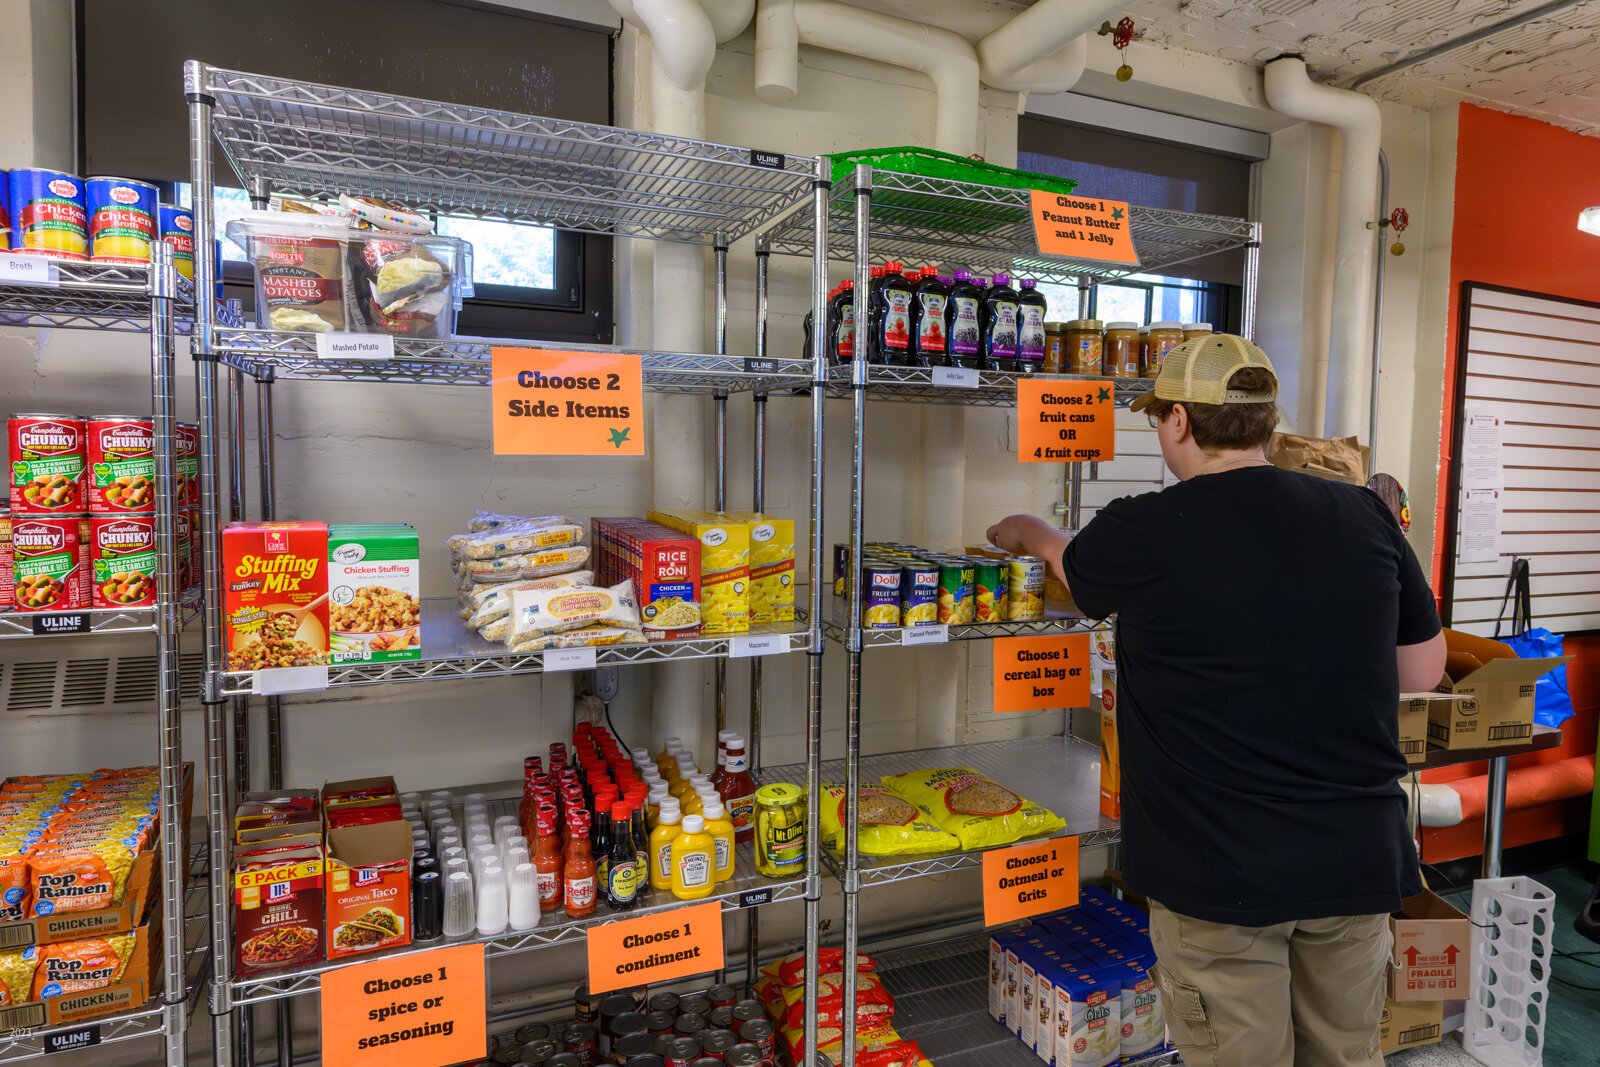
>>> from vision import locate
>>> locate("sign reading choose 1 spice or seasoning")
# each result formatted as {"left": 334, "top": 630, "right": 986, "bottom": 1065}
{"left": 491, "top": 346, "right": 645, "bottom": 456}
{"left": 319, "top": 944, "right": 486, "bottom": 1067}
{"left": 993, "top": 633, "right": 1091, "bottom": 713}
{"left": 1029, "top": 190, "right": 1139, "bottom": 265}
{"left": 586, "top": 900, "right": 723, "bottom": 994}
{"left": 1016, "top": 379, "right": 1116, "bottom": 463}
{"left": 982, "top": 837, "right": 1080, "bottom": 926}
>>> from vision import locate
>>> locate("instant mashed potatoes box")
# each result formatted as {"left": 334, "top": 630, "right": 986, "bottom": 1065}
{"left": 647, "top": 510, "right": 749, "bottom": 633}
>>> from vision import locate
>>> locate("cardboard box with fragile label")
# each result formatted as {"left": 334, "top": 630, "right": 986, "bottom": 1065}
{"left": 1380, "top": 996, "right": 1443, "bottom": 1053}
{"left": 1391, "top": 889, "right": 1471, "bottom": 1001}
{"left": 1431, "top": 629, "right": 1568, "bottom": 748}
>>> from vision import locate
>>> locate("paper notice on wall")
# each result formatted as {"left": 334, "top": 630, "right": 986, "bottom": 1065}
{"left": 1458, "top": 488, "right": 1503, "bottom": 564}
{"left": 1461, "top": 402, "right": 1505, "bottom": 490}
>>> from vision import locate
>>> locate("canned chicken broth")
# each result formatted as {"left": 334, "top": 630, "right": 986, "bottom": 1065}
{"left": 158, "top": 205, "right": 194, "bottom": 279}
{"left": 6, "top": 169, "right": 88, "bottom": 258}
{"left": 974, "top": 559, "right": 1008, "bottom": 623}
{"left": 861, "top": 564, "right": 901, "bottom": 628}
{"left": 87, "top": 417, "right": 156, "bottom": 513}
{"left": 11, "top": 515, "right": 89, "bottom": 611}
{"left": 1007, "top": 556, "right": 1046, "bottom": 620}
{"left": 899, "top": 563, "right": 939, "bottom": 626}
{"left": 9, "top": 414, "right": 86, "bottom": 513}
{"left": 91, "top": 515, "right": 157, "bottom": 608}
{"left": 87, "top": 178, "right": 158, "bottom": 264}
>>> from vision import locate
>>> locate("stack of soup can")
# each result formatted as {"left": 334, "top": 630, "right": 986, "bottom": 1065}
{"left": 3, "top": 168, "right": 194, "bottom": 277}
{"left": 835, "top": 541, "right": 1048, "bottom": 629}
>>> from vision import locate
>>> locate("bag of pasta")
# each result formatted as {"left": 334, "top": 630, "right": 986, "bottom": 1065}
{"left": 820, "top": 784, "right": 960, "bottom": 856}
{"left": 26, "top": 932, "right": 136, "bottom": 998}
{"left": 507, "top": 581, "right": 641, "bottom": 645}
{"left": 784, "top": 1021, "right": 925, "bottom": 1067}
{"left": 880, "top": 767, "right": 1064, "bottom": 850}
{"left": 773, "top": 969, "right": 895, "bottom": 1030}
{"left": 446, "top": 517, "right": 584, "bottom": 559}
{"left": 0, "top": 949, "right": 34, "bottom": 1007}
{"left": 759, "top": 946, "right": 876, "bottom": 990}
{"left": 460, "top": 545, "right": 591, "bottom": 583}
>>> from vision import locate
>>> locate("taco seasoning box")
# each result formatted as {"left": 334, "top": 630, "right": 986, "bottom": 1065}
{"left": 86, "top": 178, "right": 159, "bottom": 264}
{"left": 10, "top": 414, "right": 86, "bottom": 513}
{"left": 87, "top": 416, "right": 156, "bottom": 513}
{"left": 6, "top": 169, "right": 87, "bottom": 259}
{"left": 325, "top": 816, "right": 413, "bottom": 960}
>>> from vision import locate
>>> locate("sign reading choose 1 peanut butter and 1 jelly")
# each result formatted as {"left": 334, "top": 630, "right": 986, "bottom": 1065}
{"left": 491, "top": 346, "right": 645, "bottom": 456}
{"left": 1029, "top": 190, "right": 1140, "bottom": 265}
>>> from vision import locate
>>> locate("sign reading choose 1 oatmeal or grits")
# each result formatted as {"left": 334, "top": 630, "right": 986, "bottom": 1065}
{"left": 491, "top": 347, "right": 645, "bottom": 456}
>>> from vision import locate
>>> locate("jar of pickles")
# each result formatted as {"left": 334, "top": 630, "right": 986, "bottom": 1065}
{"left": 754, "top": 783, "right": 806, "bottom": 877}
{"left": 1103, "top": 322, "right": 1141, "bottom": 378}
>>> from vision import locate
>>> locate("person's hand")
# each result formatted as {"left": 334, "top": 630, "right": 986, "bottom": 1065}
{"left": 986, "top": 513, "right": 1057, "bottom": 556}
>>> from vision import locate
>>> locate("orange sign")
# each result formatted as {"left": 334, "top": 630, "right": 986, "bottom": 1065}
{"left": 1016, "top": 378, "right": 1116, "bottom": 463}
{"left": 983, "top": 837, "right": 1080, "bottom": 926}
{"left": 587, "top": 900, "right": 723, "bottom": 994}
{"left": 993, "top": 633, "right": 1091, "bottom": 713}
{"left": 1030, "top": 191, "right": 1139, "bottom": 265}
{"left": 320, "top": 943, "right": 486, "bottom": 1067}
{"left": 491, "top": 347, "right": 645, "bottom": 456}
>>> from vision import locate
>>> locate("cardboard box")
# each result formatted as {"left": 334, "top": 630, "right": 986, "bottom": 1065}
{"left": 1380, "top": 996, "right": 1443, "bottom": 1053}
{"left": 647, "top": 511, "right": 749, "bottom": 633}
{"left": 327, "top": 523, "right": 421, "bottom": 664}
{"left": 1431, "top": 629, "right": 1568, "bottom": 748}
{"left": 1397, "top": 695, "right": 1435, "bottom": 764}
{"left": 1098, "top": 671, "right": 1120, "bottom": 820}
{"left": 233, "top": 834, "right": 325, "bottom": 979}
{"left": 325, "top": 820, "right": 412, "bottom": 961}
{"left": 1391, "top": 889, "right": 1471, "bottom": 1001}
{"left": 728, "top": 512, "right": 794, "bottom": 624}
{"left": 0, "top": 914, "right": 159, "bottom": 1036}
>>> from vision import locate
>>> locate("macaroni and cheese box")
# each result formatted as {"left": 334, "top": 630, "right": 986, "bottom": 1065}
{"left": 647, "top": 510, "right": 749, "bottom": 633}
{"left": 592, "top": 518, "right": 702, "bottom": 636}
{"left": 726, "top": 512, "right": 794, "bottom": 623}
{"left": 327, "top": 524, "right": 421, "bottom": 664}
{"left": 222, "top": 522, "right": 329, "bottom": 673}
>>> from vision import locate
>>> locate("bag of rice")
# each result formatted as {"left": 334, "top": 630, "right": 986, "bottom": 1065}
{"left": 879, "top": 768, "right": 1065, "bottom": 850}
{"left": 446, "top": 517, "right": 584, "bottom": 558}
{"left": 508, "top": 624, "right": 640, "bottom": 653}
{"left": 462, "top": 545, "right": 591, "bottom": 582}
{"left": 507, "top": 581, "right": 641, "bottom": 645}
{"left": 459, "top": 572, "right": 595, "bottom": 625}
{"left": 820, "top": 784, "right": 960, "bottom": 856}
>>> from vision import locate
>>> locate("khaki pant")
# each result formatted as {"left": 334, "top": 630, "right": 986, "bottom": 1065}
{"left": 1148, "top": 900, "right": 1391, "bottom": 1067}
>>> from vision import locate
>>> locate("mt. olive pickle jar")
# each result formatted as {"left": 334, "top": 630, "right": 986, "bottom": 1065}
{"left": 754, "top": 783, "right": 806, "bottom": 877}
{"left": 1104, "top": 322, "right": 1140, "bottom": 378}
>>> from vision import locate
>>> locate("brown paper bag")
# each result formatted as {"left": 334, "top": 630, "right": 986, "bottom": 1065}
{"left": 1269, "top": 432, "right": 1370, "bottom": 485}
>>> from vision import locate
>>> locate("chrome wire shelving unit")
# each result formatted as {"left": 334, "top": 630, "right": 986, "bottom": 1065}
{"left": 821, "top": 599, "right": 1088, "bottom": 648}
{"left": 819, "top": 364, "right": 1156, "bottom": 407}
{"left": 0, "top": 250, "right": 199, "bottom": 1067}
{"left": 185, "top": 60, "right": 834, "bottom": 1067}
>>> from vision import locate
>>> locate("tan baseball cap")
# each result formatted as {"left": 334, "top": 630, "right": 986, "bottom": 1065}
{"left": 1129, "top": 333, "right": 1279, "bottom": 412}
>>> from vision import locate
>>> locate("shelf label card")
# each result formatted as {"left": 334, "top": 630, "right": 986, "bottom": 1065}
{"left": 545, "top": 647, "right": 598, "bottom": 672}
{"left": 993, "top": 633, "right": 1091, "bottom": 713}
{"left": 492, "top": 347, "right": 645, "bottom": 457}
{"left": 931, "top": 366, "right": 978, "bottom": 389}
{"left": 252, "top": 665, "right": 330, "bottom": 695}
{"left": 321, "top": 943, "right": 486, "bottom": 1067}
{"left": 1016, "top": 378, "right": 1116, "bottom": 463}
{"left": 31, "top": 613, "right": 90, "bottom": 636}
{"left": 316, "top": 332, "right": 395, "bottom": 361}
{"left": 43, "top": 1026, "right": 100, "bottom": 1055}
{"left": 1, "top": 255, "right": 59, "bottom": 286}
{"left": 901, "top": 624, "right": 949, "bottom": 647}
{"left": 729, "top": 633, "right": 787, "bottom": 658}
{"left": 587, "top": 900, "right": 723, "bottom": 994}
{"left": 982, "top": 837, "right": 1080, "bottom": 926}
{"left": 1030, "top": 191, "right": 1140, "bottom": 266}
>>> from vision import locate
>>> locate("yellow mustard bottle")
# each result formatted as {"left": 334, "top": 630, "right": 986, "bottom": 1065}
{"left": 669, "top": 760, "right": 700, "bottom": 801}
{"left": 702, "top": 799, "right": 736, "bottom": 883}
{"left": 655, "top": 738, "right": 682, "bottom": 782}
{"left": 670, "top": 814, "right": 715, "bottom": 900}
{"left": 646, "top": 784, "right": 670, "bottom": 829}
{"left": 650, "top": 798, "right": 682, "bottom": 892}
{"left": 681, "top": 787, "right": 705, "bottom": 819}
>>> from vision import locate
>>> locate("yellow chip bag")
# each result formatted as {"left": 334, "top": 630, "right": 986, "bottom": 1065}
{"left": 879, "top": 767, "right": 1065, "bottom": 850}
{"left": 0, "top": 949, "right": 35, "bottom": 1007}
{"left": 820, "top": 784, "right": 960, "bottom": 856}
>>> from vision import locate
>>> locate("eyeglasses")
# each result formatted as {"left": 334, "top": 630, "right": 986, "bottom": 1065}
{"left": 1146, "top": 413, "right": 1161, "bottom": 429}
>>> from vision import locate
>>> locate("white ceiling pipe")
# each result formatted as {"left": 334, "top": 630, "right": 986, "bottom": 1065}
{"left": 754, "top": 0, "right": 799, "bottom": 102}
{"left": 701, "top": 0, "right": 756, "bottom": 42}
{"left": 1264, "top": 57, "right": 1380, "bottom": 440}
{"left": 976, "top": 0, "right": 1107, "bottom": 93}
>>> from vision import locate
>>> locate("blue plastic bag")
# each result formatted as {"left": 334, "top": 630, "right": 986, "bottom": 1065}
{"left": 1502, "top": 627, "right": 1574, "bottom": 729}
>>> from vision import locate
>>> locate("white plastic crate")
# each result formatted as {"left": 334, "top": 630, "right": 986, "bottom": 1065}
{"left": 1465, "top": 876, "right": 1556, "bottom": 1067}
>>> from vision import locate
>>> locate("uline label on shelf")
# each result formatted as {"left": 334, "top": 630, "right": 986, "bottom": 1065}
{"left": 587, "top": 900, "right": 724, "bottom": 994}
{"left": 930, "top": 366, "right": 978, "bottom": 389}
{"left": 316, "top": 333, "right": 395, "bottom": 361}
{"left": 729, "top": 633, "right": 786, "bottom": 658}
{"left": 0, "top": 255, "right": 59, "bottom": 286}
{"left": 545, "top": 647, "right": 597, "bottom": 672}
{"left": 749, "top": 150, "right": 786, "bottom": 170}
{"left": 982, "top": 838, "right": 1079, "bottom": 926}
{"left": 43, "top": 1026, "right": 100, "bottom": 1054}
{"left": 320, "top": 944, "right": 486, "bottom": 1067}
{"left": 900, "top": 624, "right": 948, "bottom": 646}
{"left": 252, "top": 665, "right": 330, "bottom": 696}
{"left": 738, "top": 888, "right": 773, "bottom": 908}
{"left": 31, "top": 613, "right": 89, "bottom": 636}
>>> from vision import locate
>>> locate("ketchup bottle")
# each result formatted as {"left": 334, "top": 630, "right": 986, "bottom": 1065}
{"left": 717, "top": 737, "right": 758, "bottom": 844}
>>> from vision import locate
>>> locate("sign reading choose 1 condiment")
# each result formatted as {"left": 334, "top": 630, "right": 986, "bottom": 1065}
{"left": 587, "top": 899, "right": 723, "bottom": 994}
{"left": 982, "top": 837, "right": 1080, "bottom": 926}
{"left": 1029, "top": 191, "right": 1140, "bottom": 265}
{"left": 319, "top": 944, "right": 486, "bottom": 1067}
{"left": 491, "top": 346, "right": 645, "bottom": 456}
{"left": 1016, "top": 379, "right": 1116, "bottom": 463}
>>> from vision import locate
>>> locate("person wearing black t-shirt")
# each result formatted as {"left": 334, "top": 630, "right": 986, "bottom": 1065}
{"left": 988, "top": 335, "right": 1445, "bottom": 1067}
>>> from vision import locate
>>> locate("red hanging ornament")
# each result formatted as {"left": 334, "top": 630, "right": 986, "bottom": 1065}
{"left": 1389, "top": 207, "right": 1409, "bottom": 256}
{"left": 1099, "top": 18, "right": 1137, "bottom": 81}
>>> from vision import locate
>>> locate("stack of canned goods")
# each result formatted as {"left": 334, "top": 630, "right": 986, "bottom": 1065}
{"left": 4, "top": 168, "right": 195, "bottom": 276}
{"left": 834, "top": 541, "right": 1047, "bottom": 629}
{"left": 3, "top": 413, "right": 200, "bottom": 613}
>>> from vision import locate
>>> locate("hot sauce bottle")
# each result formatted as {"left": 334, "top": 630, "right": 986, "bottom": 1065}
{"left": 563, "top": 814, "right": 596, "bottom": 918}
{"left": 534, "top": 805, "right": 564, "bottom": 912}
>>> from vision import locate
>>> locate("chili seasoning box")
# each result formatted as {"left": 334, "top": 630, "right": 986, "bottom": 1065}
{"left": 222, "top": 522, "right": 329, "bottom": 673}
{"left": 327, "top": 524, "right": 421, "bottom": 664}
{"left": 232, "top": 834, "right": 325, "bottom": 978}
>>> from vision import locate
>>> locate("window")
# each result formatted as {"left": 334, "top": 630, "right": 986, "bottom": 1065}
{"left": 1034, "top": 275, "right": 1231, "bottom": 329}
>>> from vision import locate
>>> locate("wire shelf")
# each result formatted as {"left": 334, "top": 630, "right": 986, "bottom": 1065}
{"left": 0, "top": 592, "right": 204, "bottom": 641}
{"left": 197, "top": 66, "right": 818, "bottom": 245}
{"left": 211, "top": 327, "right": 814, "bottom": 392}
{"left": 0, "top": 260, "right": 235, "bottom": 334}
{"left": 822, "top": 597, "right": 1087, "bottom": 647}
{"left": 218, "top": 599, "right": 808, "bottom": 696}
{"left": 764, "top": 168, "right": 1256, "bottom": 282}
{"left": 764, "top": 736, "right": 1119, "bottom": 889}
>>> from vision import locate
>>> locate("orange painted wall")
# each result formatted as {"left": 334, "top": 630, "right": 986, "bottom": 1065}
{"left": 1423, "top": 103, "right": 1600, "bottom": 862}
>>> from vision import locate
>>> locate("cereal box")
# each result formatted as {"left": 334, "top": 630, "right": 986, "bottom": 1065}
{"left": 328, "top": 524, "right": 421, "bottom": 664}
{"left": 729, "top": 512, "right": 794, "bottom": 624}
{"left": 591, "top": 518, "right": 701, "bottom": 636}
{"left": 222, "top": 522, "right": 329, "bottom": 673}
{"left": 647, "top": 510, "right": 749, "bottom": 634}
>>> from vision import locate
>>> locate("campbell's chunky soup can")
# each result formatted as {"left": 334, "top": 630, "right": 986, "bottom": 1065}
{"left": 87, "top": 178, "right": 159, "bottom": 264}
{"left": 176, "top": 508, "right": 194, "bottom": 592}
{"left": 6, "top": 169, "right": 87, "bottom": 259}
{"left": 158, "top": 204, "right": 195, "bottom": 279}
{"left": 0, "top": 509, "right": 12, "bottom": 611}
{"left": 11, "top": 515, "right": 89, "bottom": 611}
{"left": 91, "top": 514, "right": 157, "bottom": 608}
{"left": 9, "top": 414, "right": 87, "bottom": 513}
{"left": 87, "top": 416, "right": 156, "bottom": 513}
{"left": 174, "top": 422, "right": 199, "bottom": 507}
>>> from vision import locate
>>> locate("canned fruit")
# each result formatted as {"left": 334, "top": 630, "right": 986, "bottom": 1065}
{"left": 158, "top": 205, "right": 194, "bottom": 279}
{"left": 87, "top": 178, "right": 158, "bottom": 264}
{"left": 11, "top": 516, "right": 88, "bottom": 611}
{"left": 9, "top": 415, "right": 86, "bottom": 513}
{"left": 87, "top": 417, "right": 156, "bottom": 513}
{"left": 937, "top": 560, "right": 975, "bottom": 625}
{"left": 6, "top": 170, "right": 87, "bottom": 259}
{"left": 899, "top": 564, "right": 939, "bottom": 626}
{"left": 1007, "top": 556, "right": 1046, "bottom": 620}
{"left": 91, "top": 516, "right": 157, "bottom": 608}
{"left": 974, "top": 559, "right": 1009, "bottom": 623}
{"left": 862, "top": 564, "right": 901, "bottom": 628}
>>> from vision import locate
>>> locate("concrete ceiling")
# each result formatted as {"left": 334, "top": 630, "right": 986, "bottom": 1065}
{"left": 1122, "top": 0, "right": 1600, "bottom": 135}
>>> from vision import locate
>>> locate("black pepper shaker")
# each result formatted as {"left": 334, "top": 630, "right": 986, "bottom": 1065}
{"left": 412, "top": 869, "right": 443, "bottom": 941}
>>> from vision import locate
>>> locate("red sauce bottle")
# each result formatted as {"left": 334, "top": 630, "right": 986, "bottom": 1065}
{"left": 564, "top": 815, "right": 597, "bottom": 918}
{"left": 717, "top": 737, "right": 758, "bottom": 844}
{"left": 534, "top": 803, "right": 564, "bottom": 912}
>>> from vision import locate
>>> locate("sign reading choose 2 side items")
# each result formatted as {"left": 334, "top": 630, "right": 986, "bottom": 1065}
{"left": 320, "top": 943, "right": 486, "bottom": 1067}
{"left": 587, "top": 899, "right": 724, "bottom": 994}
{"left": 983, "top": 837, "right": 1080, "bottom": 926}
{"left": 491, "top": 346, "right": 645, "bottom": 456}
{"left": 1016, "top": 378, "right": 1116, "bottom": 463}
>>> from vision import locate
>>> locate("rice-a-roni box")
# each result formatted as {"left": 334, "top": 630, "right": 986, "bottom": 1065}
{"left": 327, "top": 524, "right": 421, "bottom": 663}
{"left": 647, "top": 510, "right": 749, "bottom": 633}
